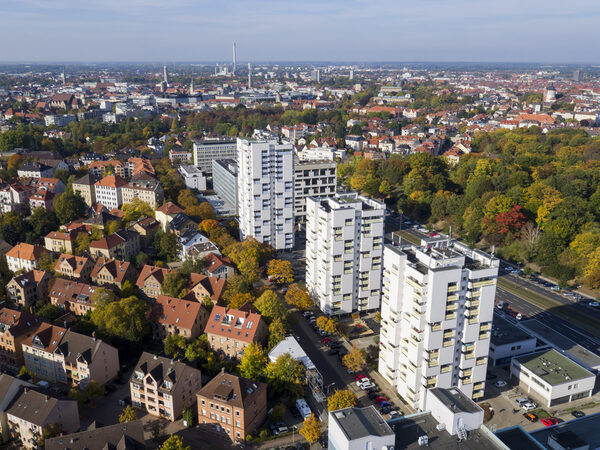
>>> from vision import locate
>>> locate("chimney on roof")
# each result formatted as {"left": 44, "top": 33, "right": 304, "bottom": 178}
{"left": 92, "top": 331, "right": 96, "bottom": 341}
{"left": 45, "top": 395, "right": 49, "bottom": 402}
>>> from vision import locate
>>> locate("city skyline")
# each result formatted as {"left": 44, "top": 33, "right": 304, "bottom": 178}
{"left": 1, "top": 0, "right": 599, "bottom": 63}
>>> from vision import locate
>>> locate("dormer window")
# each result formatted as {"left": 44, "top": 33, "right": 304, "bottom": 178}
{"left": 135, "top": 371, "right": 143, "bottom": 380}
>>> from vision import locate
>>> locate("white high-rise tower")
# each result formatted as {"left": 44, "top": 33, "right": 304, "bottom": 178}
{"left": 378, "top": 238, "right": 498, "bottom": 410}
{"left": 163, "top": 65, "right": 169, "bottom": 86}
{"left": 237, "top": 138, "right": 294, "bottom": 250}
{"left": 248, "top": 62, "right": 252, "bottom": 89}
{"left": 232, "top": 41, "right": 237, "bottom": 75}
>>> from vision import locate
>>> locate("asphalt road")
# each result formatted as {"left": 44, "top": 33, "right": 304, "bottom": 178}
{"left": 496, "top": 287, "right": 600, "bottom": 354}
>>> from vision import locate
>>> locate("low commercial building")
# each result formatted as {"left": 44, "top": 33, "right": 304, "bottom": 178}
{"left": 328, "top": 406, "right": 394, "bottom": 450}
{"left": 511, "top": 349, "right": 595, "bottom": 407}
{"left": 193, "top": 139, "right": 237, "bottom": 174}
{"left": 489, "top": 314, "right": 538, "bottom": 366}
{"left": 425, "top": 387, "right": 485, "bottom": 437}
{"left": 130, "top": 352, "right": 201, "bottom": 421}
{"left": 205, "top": 306, "right": 268, "bottom": 359}
{"left": 179, "top": 164, "right": 207, "bottom": 191}
{"left": 197, "top": 369, "right": 267, "bottom": 442}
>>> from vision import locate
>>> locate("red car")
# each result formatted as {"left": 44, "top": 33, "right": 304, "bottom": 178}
{"left": 375, "top": 396, "right": 388, "bottom": 404}
{"left": 541, "top": 418, "right": 559, "bottom": 427}
{"left": 355, "top": 375, "right": 367, "bottom": 381}
{"left": 322, "top": 338, "right": 331, "bottom": 344}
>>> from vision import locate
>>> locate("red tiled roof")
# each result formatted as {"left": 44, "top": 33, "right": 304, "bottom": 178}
{"left": 150, "top": 295, "right": 204, "bottom": 331}
{"left": 205, "top": 305, "right": 264, "bottom": 344}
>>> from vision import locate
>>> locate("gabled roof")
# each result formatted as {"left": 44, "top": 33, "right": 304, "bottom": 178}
{"left": 156, "top": 201, "right": 183, "bottom": 215}
{"left": 55, "top": 329, "right": 109, "bottom": 366}
{"left": 150, "top": 295, "right": 205, "bottom": 331}
{"left": 45, "top": 420, "right": 146, "bottom": 450}
{"left": 55, "top": 254, "right": 91, "bottom": 275}
{"left": 197, "top": 368, "right": 266, "bottom": 409}
{"left": 131, "top": 352, "right": 195, "bottom": 391}
{"left": 0, "top": 307, "right": 42, "bottom": 337}
{"left": 9, "top": 269, "right": 49, "bottom": 290}
{"left": 49, "top": 278, "right": 96, "bottom": 308}
{"left": 204, "top": 252, "right": 234, "bottom": 274}
{"left": 95, "top": 174, "right": 128, "bottom": 188}
{"left": 90, "top": 257, "right": 133, "bottom": 283}
{"left": 204, "top": 305, "right": 264, "bottom": 344}
{"left": 22, "top": 322, "right": 67, "bottom": 353}
{"left": 89, "top": 233, "right": 126, "bottom": 250}
{"left": 6, "top": 242, "right": 48, "bottom": 261}
{"left": 136, "top": 265, "right": 171, "bottom": 288}
{"left": 186, "top": 273, "right": 226, "bottom": 303}
{"left": 6, "top": 388, "right": 63, "bottom": 426}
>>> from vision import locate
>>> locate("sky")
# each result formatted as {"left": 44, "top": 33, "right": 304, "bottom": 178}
{"left": 1, "top": 0, "right": 599, "bottom": 63}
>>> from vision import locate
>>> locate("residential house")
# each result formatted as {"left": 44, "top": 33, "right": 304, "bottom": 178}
{"left": 28, "top": 188, "right": 57, "bottom": 211}
{"left": 23, "top": 325, "right": 119, "bottom": 387}
{"left": 130, "top": 352, "right": 202, "bottom": 421}
{"left": 204, "top": 306, "right": 267, "bottom": 359}
{"left": 6, "top": 387, "right": 80, "bottom": 448}
{"left": 5, "top": 243, "right": 49, "bottom": 273}
{"left": 168, "top": 212, "right": 198, "bottom": 236}
{"left": 33, "top": 177, "right": 66, "bottom": 194}
{"left": 44, "top": 229, "right": 81, "bottom": 254}
{"left": 122, "top": 178, "right": 164, "bottom": 209}
{"left": 6, "top": 270, "right": 52, "bottom": 307}
{"left": 94, "top": 175, "right": 128, "bottom": 210}
{"left": 0, "top": 309, "right": 42, "bottom": 373}
{"left": 89, "top": 229, "right": 140, "bottom": 261}
{"left": 136, "top": 265, "right": 172, "bottom": 299}
{"left": 45, "top": 420, "right": 146, "bottom": 450}
{"left": 196, "top": 369, "right": 267, "bottom": 442}
{"left": 49, "top": 278, "right": 97, "bottom": 316}
{"left": 185, "top": 273, "right": 226, "bottom": 305}
{"left": 130, "top": 216, "right": 160, "bottom": 247}
{"left": 17, "top": 162, "right": 55, "bottom": 179}
{"left": 155, "top": 202, "right": 184, "bottom": 232}
{"left": 150, "top": 295, "right": 208, "bottom": 341}
{"left": 204, "top": 253, "right": 235, "bottom": 280}
{"left": 178, "top": 228, "right": 210, "bottom": 260}
{"left": 71, "top": 174, "right": 99, "bottom": 206}
{"left": 90, "top": 257, "right": 137, "bottom": 290}
{"left": 54, "top": 254, "right": 94, "bottom": 282}
{"left": 0, "top": 374, "right": 35, "bottom": 443}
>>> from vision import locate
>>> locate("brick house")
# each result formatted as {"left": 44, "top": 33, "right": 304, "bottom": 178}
{"left": 90, "top": 257, "right": 137, "bottom": 290}
{"left": 136, "top": 265, "right": 172, "bottom": 299}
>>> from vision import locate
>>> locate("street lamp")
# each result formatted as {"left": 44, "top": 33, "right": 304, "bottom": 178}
{"left": 326, "top": 382, "right": 336, "bottom": 395}
{"left": 292, "top": 425, "right": 297, "bottom": 443}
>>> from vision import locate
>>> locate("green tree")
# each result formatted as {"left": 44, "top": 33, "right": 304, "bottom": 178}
{"left": 119, "top": 405, "right": 137, "bottom": 423}
{"left": 83, "top": 380, "right": 105, "bottom": 405}
{"left": 120, "top": 280, "right": 137, "bottom": 298}
{"left": 121, "top": 198, "right": 154, "bottom": 223}
{"left": 182, "top": 407, "right": 194, "bottom": 427}
{"left": 90, "top": 295, "right": 151, "bottom": 341}
{"left": 160, "top": 435, "right": 191, "bottom": 450}
{"left": 154, "top": 231, "right": 181, "bottom": 262}
{"left": 268, "top": 317, "right": 287, "bottom": 349}
{"left": 161, "top": 271, "right": 187, "bottom": 297}
{"left": 54, "top": 189, "right": 87, "bottom": 224}
{"left": 177, "top": 189, "right": 199, "bottom": 209}
{"left": 327, "top": 389, "right": 356, "bottom": 411}
{"left": 265, "top": 353, "right": 304, "bottom": 397}
{"left": 164, "top": 334, "right": 187, "bottom": 358}
{"left": 29, "top": 207, "right": 59, "bottom": 236}
{"left": 254, "top": 290, "right": 287, "bottom": 322}
{"left": 238, "top": 342, "right": 267, "bottom": 380}
{"left": 35, "top": 303, "right": 62, "bottom": 321}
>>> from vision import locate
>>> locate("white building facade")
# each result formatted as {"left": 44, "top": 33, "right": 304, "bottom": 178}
{"left": 293, "top": 159, "right": 337, "bottom": 224}
{"left": 306, "top": 192, "right": 385, "bottom": 316}
{"left": 178, "top": 164, "right": 207, "bottom": 191}
{"left": 193, "top": 139, "right": 237, "bottom": 174}
{"left": 237, "top": 138, "right": 295, "bottom": 250}
{"left": 378, "top": 239, "right": 499, "bottom": 409}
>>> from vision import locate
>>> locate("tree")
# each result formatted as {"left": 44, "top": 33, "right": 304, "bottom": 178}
{"left": 299, "top": 413, "right": 321, "bottom": 444}
{"left": 327, "top": 389, "right": 356, "bottom": 411}
{"left": 37, "top": 423, "right": 62, "bottom": 447}
{"left": 91, "top": 287, "right": 115, "bottom": 308}
{"left": 254, "top": 290, "right": 287, "bottom": 322}
{"left": 35, "top": 303, "right": 62, "bottom": 321}
{"left": 268, "top": 318, "right": 287, "bottom": 349}
{"left": 164, "top": 334, "right": 186, "bottom": 358}
{"left": 74, "top": 233, "right": 91, "bottom": 255}
{"left": 154, "top": 231, "right": 181, "bottom": 262}
{"left": 160, "top": 435, "right": 191, "bottom": 450}
{"left": 199, "top": 219, "right": 220, "bottom": 235}
{"left": 267, "top": 259, "right": 294, "bottom": 284}
{"left": 177, "top": 189, "right": 198, "bottom": 209}
{"left": 238, "top": 342, "right": 267, "bottom": 380}
{"left": 379, "top": 180, "right": 392, "bottom": 196}
{"left": 29, "top": 207, "right": 59, "bottom": 236}
{"left": 121, "top": 198, "right": 154, "bottom": 223}
{"left": 186, "top": 202, "right": 217, "bottom": 221}
{"left": 343, "top": 346, "right": 366, "bottom": 373}
{"left": 90, "top": 295, "right": 151, "bottom": 341}
{"left": 265, "top": 353, "right": 304, "bottom": 397}
{"left": 182, "top": 407, "right": 194, "bottom": 427}
{"left": 120, "top": 280, "right": 137, "bottom": 298}
{"left": 228, "top": 292, "right": 255, "bottom": 310}
{"left": 316, "top": 316, "right": 337, "bottom": 334}
{"left": 54, "top": 189, "right": 87, "bottom": 224}
{"left": 104, "top": 220, "right": 121, "bottom": 236}
{"left": 285, "top": 284, "right": 313, "bottom": 310}
{"left": 119, "top": 405, "right": 137, "bottom": 423}
{"left": 83, "top": 380, "right": 105, "bottom": 405}
{"left": 161, "top": 271, "right": 187, "bottom": 297}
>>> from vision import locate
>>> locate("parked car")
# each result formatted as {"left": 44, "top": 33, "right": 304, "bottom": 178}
{"left": 356, "top": 378, "right": 371, "bottom": 387}
{"left": 322, "top": 338, "right": 332, "bottom": 344}
{"left": 550, "top": 285, "right": 560, "bottom": 291}
{"left": 522, "top": 402, "right": 537, "bottom": 411}
{"left": 355, "top": 375, "right": 368, "bottom": 381}
{"left": 368, "top": 392, "right": 381, "bottom": 400}
{"left": 328, "top": 348, "right": 339, "bottom": 356}
{"left": 380, "top": 406, "right": 391, "bottom": 414}
{"left": 523, "top": 413, "right": 538, "bottom": 422}
{"left": 589, "top": 302, "right": 600, "bottom": 308}
{"left": 516, "top": 313, "right": 523, "bottom": 321}
{"left": 374, "top": 396, "right": 388, "bottom": 404}
{"left": 515, "top": 398, "right": 529, "bottom": 407}
{"left": 359, "top": 382, "right": 376, "bottom": 390}
{"left": 270, "top": 422, "right": 289, "bottom": 436}
{"left": 497, "top": 301, "right": 504, "bottom": 310}
{"left": 541, "top": 418, "right": 559, "bottom": 427}
{"left": 494, "top": 380, "right": 507, "bottom": 388}
{"left": 571, "top": 410, "right": 585, "bottom": 418}
{"left": 389, "top": 410, "right": 403, "bottom": 419}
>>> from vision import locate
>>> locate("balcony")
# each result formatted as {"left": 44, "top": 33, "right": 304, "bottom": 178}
{"left": 430, "top": 323, "right": 442, "bottom": 332}
{"left": 466, "top": 299, "right": 480, "bottom": 308}
{"left": 460, "top": 369, "right": 473, "bottom": 378}
{"left": 461, "top": 377, "right": 472, "bottom": 385}
{"left": 476, "top": 358, "right": 487, "bottom": 366}
{"left": 479, "top": 332, "right": 491, "bottom": 340}
{"left": 406, "top": 278, "right": 422, "bottom": 292}
{"left": 440, "top": 366, "right": 451, "bottom": 374}
{"left": 445, "top": 303, "right": 458, "bottom": 312}
{"left": 480, "top": 323, "right": 491, "bottom": 332}
{"left": 471, "top": 279, "right": 495, "bottom": 289}
{"left": 446, "top": 294, "right": 459, "bottom": 302}
{"left": 428, "top": 359, "right": 439, "bottom": 368}
{"left": 465, "top": 308, "right": 479, "bottom": 318}
{"left": 445, "top": 313, "right": 456, "bottom": 320}
{"left": 472, "top": 391, "right": 484, "bottom": 399}
{"left": 474, "top": 382, "right": 484, "bottom": 391}
{"left": 468, "top": 318, "right": 479, "bottom": 325}
{"left": 447, "top": 284, "right": 459, "bottom": 293}
{"left": 443, "top": 330, "right": 455, "bottom": 339}
{"left": 442, "top": 339, "right": 453, "bottom": 347}
{"left": 426, "top": 350, "right": 440, "bottom": 359}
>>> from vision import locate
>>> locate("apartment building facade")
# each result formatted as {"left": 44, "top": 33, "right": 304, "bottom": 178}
{"left": 150, "top": 295, "right": 208, "bottom": 341}
{"left": 378, "top": 239, "right": 499, "bottom": 409}
{"left": 212, "top": 159, "right": 238, "bottom": 211}
{"left": 130, "top": 352, "right": 202, "bottom": 421}
{"left": 193, "top": 139, "right": 237, "bottom": 174}
{"left": 7, "top": 270, "right": 51, "bottom": 307}
{"left": 293, "top": 159, "right": 337, "bottom": 224}
{"left": 0, "top": 309, "right": 42, "bottom": 373}
{"left": 305, "top": 192, "right": 385, "bottom": 316}
{"left": 5, "top": 243, "right": 49, "bottom": 273}
{"left": 197, "top": 369, "right": 267, "bottom": 442}
{"left": 237, "top": 138, "right": 294, "bottom": 250}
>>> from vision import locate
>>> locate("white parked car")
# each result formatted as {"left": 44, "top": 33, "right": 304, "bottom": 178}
{"left": 359, "top": 382, "right": 376, "bottom": 390}
{"left": 356, "top": 378, "right": 371, "bottom": 387}
{"left": 494, "top": 380, "right": 507, "bottom": 388}
{"left": 522, "top": 402, "right": 537, "bottom": 411}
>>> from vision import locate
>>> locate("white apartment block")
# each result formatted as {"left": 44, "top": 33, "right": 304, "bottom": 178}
{"left": 237, "top": 138, "right": 294, "bottom": 250}
{"left": 378, "top": 239, "right": 499, "bottom": 410}
{"left": 178, "top": 164, "right": 207, "bottom": 191}
{"left": 193, "top": 139, "right": 237, "bottom": 174}
{"left": 294, "top": 159, "right": 337, "bottom": 224}
{"left": 296, "top": 146, "right": 346, "bottom": 162}
{"left": 306, "top": 192, "right": 385, "bottom": 316}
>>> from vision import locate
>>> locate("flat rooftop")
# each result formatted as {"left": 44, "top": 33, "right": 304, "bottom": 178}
{"left": 393, "top": 413, "right": 506, "bottom": 449}
{"left": 514, "top": 348, "right": 594, "bottom": 386}
{"left": 429, "top": 387, "right": 482, "bottom": 414}
{"left": 529, "top": 412, "right": 600, "bottom": 449}
{"left": 495, "top": 426, "right": 545, "bottom": 450}
{"left": 521, "top": 320, "right": 600, "bottom": 371}
{"left": 331, "top": 406, "right": 393, "bottom": 441}
{"left": 491, "top": 314, "right": 535, "bottom": 346}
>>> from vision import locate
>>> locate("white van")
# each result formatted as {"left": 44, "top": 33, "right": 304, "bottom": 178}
{"left": 497, "top": 301, "right": 504, "bottom": 310}
{"left": 296, "top": 398, "right": 312, "bottom": 420}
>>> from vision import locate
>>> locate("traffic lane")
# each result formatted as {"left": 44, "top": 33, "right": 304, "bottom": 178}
{"left": 289, "top": 310, "right": 348, "bottom": 390}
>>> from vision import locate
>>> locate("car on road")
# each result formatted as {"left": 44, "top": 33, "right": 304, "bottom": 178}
{"left": 522, "top": 402, "right": 537, "bottom": 411}
{"left": 355, "top": 375, "right": 368, "bottom": 381}
{"left": 516, "top": 313, "right": 523, "bottom": 321}
{"left": 270, "top": 422, "right": 289, "bottom": 436}
{"left": 572, "top": 410, "right": 585, "bottom": 418}
{"left": 550, "top": 285, "right": 560, "bottom": 291}
{"left": 541, "top": 418, "right": 559, "bottom": 427}
{"left": 494, "top": 380, "right": 507, "bottom": 388}
{"left": 523, "top": 413, "right": 538, "bottom": 422}
{"left": 497, "top": 301, "right": 504, "bottom": 310}
{"left": 356, "top": 378, "right": 371, "bottom": 386}
{"left": 374, "top": 396, "right": 388, "bottom": 404}
{"left": 589, "top": 302, "right": 599, "bottom": 308}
